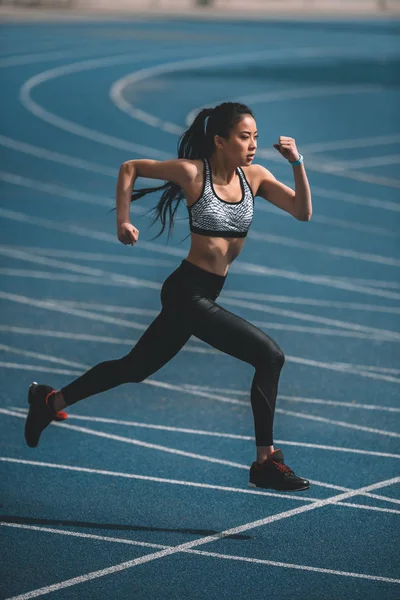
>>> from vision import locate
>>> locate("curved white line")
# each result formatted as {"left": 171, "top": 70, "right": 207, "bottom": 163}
{"left": 110, "top": 51, "right": 400, "bottom": 188}
{"left": 19, "top": 52, "right": 182, "bottom": 159}
{"left": 110, "top": 46, "right": 349, "bottom": 134}
{"left": 185, "top": 85, "right": 385, "bottom": 127}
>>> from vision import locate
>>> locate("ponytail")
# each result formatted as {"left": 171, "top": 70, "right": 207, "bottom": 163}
{"left": 129, "top": 102, "right": 253, "bottom": 240}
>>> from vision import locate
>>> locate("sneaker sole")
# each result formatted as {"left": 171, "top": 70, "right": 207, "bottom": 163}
{"left": 249, "top": 482, "right": 310, "bottom": 492}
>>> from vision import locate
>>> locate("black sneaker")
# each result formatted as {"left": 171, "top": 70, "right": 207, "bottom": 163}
{"left": 249, "top": 449, "right": 310, "bottom": 492}
{"left": 24, "top": 382, "right": 60, "bottom": 448}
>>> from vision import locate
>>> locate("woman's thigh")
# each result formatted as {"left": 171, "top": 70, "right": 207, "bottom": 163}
{"left": 189, "top": 298, "right": 283, "bottom": 368}
{"left": 125, "top": 308, "right": 192, "bottom": 381}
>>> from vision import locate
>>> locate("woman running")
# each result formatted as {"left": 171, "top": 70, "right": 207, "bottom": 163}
{"left": 24, "top": 102, "right": 312, "bottom": 492}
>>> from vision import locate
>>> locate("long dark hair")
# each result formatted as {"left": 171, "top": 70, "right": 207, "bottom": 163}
{"left": 131, "top": 101, "right": 254, "bottom": 239}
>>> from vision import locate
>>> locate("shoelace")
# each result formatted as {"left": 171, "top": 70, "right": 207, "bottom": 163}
{"left": 273, "top": 461, "right": 294, "bottom": 476}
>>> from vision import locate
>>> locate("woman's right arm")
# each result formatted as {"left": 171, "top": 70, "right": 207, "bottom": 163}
{"left": 116, "top": 159, "right": 197, "bottom": 246}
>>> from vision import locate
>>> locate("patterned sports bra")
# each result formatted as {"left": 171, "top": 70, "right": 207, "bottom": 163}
{"left": 187, "top": 158, "right": 254, "bottom": 238}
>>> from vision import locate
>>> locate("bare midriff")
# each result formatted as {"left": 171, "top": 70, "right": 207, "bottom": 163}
{"left": 183, "top": 160, "right": 256, "bottom": 277}
{"left": 186, "top": 233, "right": 246, "bottom": 277}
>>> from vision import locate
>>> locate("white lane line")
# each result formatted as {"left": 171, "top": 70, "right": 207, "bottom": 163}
{"left": 0, "top": 279, "right": 396, "bottom": 348}
{"left": 257, "top": 202, "right": 396, "bottom": 237}
{"left": 0, "top": 171, "right": 152, "bottom": 213}
{"left": 2, "top": 521, "right": 400, "bottom": 584}
{"left": 4, "top": 170, "right": 398, "bottom": 277}
{"left": 29, "top": 289, "right": 400, "bottom": 317}
{"left": 257, "top": 147, "right": 400, "bottom": 189}
{"left": 111, "top": 48, "right": 354, "bottom": 134}
{"left": 2, "top": 409, "right": 398, "bottom": 506}
{"left": 185, "top": 85, "right": 385, "bottom": 127}
{"left": 1, "top": 448, "right": 399, "bottom": 515}
{"left": 187, "top": 384, "right": 400, "bottom": 412}
{"left": 0, "top": 271, "right": 398, "bottom": 340}
{"left": 0, "top": 285, "right": 384, "bottom": 342}
{"left": 323, "top": 153, "right": 400, "bottom": 171}
{"left": 0, "top": 171, "right": 116, "bottom": 204}
{"left": 4, "top": 476, "right": 400, "bottom": 599}
{"left": 2, "top": 247, "right": 174, "bottom": 268}
{"left": 224, "top": 290, "right": 400, "bottom": 314}
{"left": 222, "top": 297, "right": 400, "bottom": 342}
{"left": 1, "top": 250, "right": 399, "bottom": 344}
{"left": 0, "top": 140, "right": 154, "bottom": 192}
{"left": 2, "top": 139, "right": 398, "bottom": 230}
{"left": 0, "top": 362, "right": 81, "bottom": 377}
{"left": 2, "top": 206, "right": 400, "bottom": 301}
{"left": 19, "top": 51, "right": 190, "bottom": 160}
{"left": 0, "top": 521, "right": 167, "bottom": 549}
{"left": 0, "top": 344, "right": 86, "bottom": 369}
{"left": 301, "top": 134, "right": 400, "bottom": 153}
{"left": 0, "top": 453, "right": 314, "bottom": 503}
{"left": 9, "top": 407, "right": 400, "bottom": 459}
{"left": 183, "top": 547, "right": 400, "bottom": 583}
{"left": 278, "top": 408, "right": 400, "bottom": 438}
{"left": 249, "top": 231, "right": 400, "bottom": 268}
{"left": 3, "top": 360, "right": 400, "bottom": 440}
{"left": 0, "top": 51, "right": 75, "bottom": 68}
{"left": 310, "top": 183, "right": 400, "bottom": 213}
{"left": 112, "top": 52, "right": 399, "bottom": 189}
{"left": 6, "top": 247, "right": 400, "bottom": 300}
{"left": 19, "top": 43, "right": 398, "bottom": 191}
{"left": 232, "top": 262, "right": 400, "bottom": 301}
{"left": 0, "top": 325, "right": 161, "bottom": 348}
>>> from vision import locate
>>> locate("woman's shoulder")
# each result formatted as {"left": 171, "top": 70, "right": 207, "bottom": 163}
{"left": 180, "top": 159, "right": 206, "bottom": 183}
{"left": 240, "top": 163, "right": 276, "bottom": 196}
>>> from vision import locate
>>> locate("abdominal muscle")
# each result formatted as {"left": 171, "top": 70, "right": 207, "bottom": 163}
{"left": 186, "top": 233, "right": 245, "bottom": 277}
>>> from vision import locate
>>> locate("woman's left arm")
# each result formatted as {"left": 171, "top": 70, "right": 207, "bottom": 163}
{"left": 254, "top": 136, "right": 312, "bottom": 222}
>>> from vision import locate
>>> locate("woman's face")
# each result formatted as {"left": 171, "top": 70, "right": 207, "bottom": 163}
{"left": 216, "top": 115, "right": 258, "bottom": 166}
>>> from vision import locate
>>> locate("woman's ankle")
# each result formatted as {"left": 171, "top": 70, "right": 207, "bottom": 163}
{"left": 50, "top": 390, "right": 66, "bottom": 413}
{"left": 256, "top": 445, "right": 275, "bottom": 464}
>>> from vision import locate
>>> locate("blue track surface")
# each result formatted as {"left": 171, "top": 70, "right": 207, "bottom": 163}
{"left": 0, "top": 15, "right": 399, "bottom": 600}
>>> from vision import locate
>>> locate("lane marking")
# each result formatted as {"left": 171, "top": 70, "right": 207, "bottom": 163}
{"left": 4, "top": 475, "right": 399, "bottom": 598}
{"left": 111, "top": 48, "right": 359, "bottom": 134}
{"left": 19, "top": 51, "right": 193, "bottom": 160}
{"left": 112, "top": 52, "right": 400, "bottom": 188}
{"left": 4, "top": 171, "right": 398, "bottom": 276}
{"left": 2, "top": 137, "right": 398, "bottom": 221}
{"left": 0, "top": 359, "right": 395, "bottom": 442}
{"left": 2, "top": 206, "right": 400, "bottom": 301}
{"left": 2, "top": 410, "right": 399, "bottom": 505}
{"left": 2, "top": 521, "right": 400, "bottom": 584}
{"left": 185, "top": 85, "right": 385, "bottom": 126}
{"left": 9, "top": 406, "right": 400, "bottom": 458}
{"left": 1, "top": 252, "right": 399, "bottom": 345}
{"left": 1, "top": 271, "right": 399, "bottom": 340}
{"left": 322, "top": 152, "right": 400, "bottom": 171}
{"left": 0, "top": 453, "right": 314, "bottom": 503}
{"left": 249, "top": 230, "right": 400, "bottom": 268}
{"left": 301, "top": 133, "right": 400, "bottom": 153}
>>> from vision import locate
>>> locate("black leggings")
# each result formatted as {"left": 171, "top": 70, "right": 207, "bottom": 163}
{"left": 62, "top": 259, "right": 285, "bottom": 446}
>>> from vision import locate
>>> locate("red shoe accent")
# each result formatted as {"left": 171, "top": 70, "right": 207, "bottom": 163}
{"left": 54, "top": 411, "right": 68, "bottom": 422}
{"left": 45, "top": 390, "right": 67, "bottom": 420}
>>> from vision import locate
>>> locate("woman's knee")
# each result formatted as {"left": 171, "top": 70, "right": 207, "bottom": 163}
{"left": 256, "top": 342, "right": 285, "bottom": 372}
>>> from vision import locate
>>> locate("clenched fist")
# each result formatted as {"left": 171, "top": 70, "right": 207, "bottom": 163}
{"left": 273, "top": 136, "right": 300, "bottom": 163}
{"left": 118, "top": 222, "right": 139, "bottom": 246}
